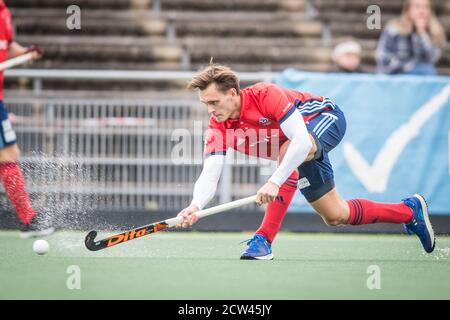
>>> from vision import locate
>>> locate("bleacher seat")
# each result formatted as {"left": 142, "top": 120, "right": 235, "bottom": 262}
{"left": 4, "top": 0, "right": 450, "bottom": 93}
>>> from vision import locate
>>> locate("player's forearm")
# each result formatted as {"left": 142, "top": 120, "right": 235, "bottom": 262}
{"left": 269, "top": 134, "right": 311, "bottom": 187}
{"left": 191, "top": 154, "right": 225, "bottom": 209}
{"left": 7, "top": 42, "right": 27, "bottom": 59}
{"left": 269, "top": 110, "right": 312, "bottom": 187}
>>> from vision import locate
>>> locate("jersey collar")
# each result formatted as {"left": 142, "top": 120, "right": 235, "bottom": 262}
{"left": 223, "top": 92, "right": 245, "bottom": 129}
{"left": 224, "top": 118, "right": 240, "bottom": 129}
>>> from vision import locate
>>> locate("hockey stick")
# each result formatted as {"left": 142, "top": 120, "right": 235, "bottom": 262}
{"left": 85, "top": 195, "right": 257, "bottom": 251}
{"left": 0, "top": 52, "right": 34, "bottom": 71}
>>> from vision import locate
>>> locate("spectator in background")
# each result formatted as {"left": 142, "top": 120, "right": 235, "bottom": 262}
{"left": 331, "top": 39, "right": 365, "bottom": 73}
{"left": 376, "top": 0, "right": 446, "bottom": 75}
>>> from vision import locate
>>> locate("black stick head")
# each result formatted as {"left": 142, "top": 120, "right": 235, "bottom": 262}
{"left": 85, "top": 230, "right": 101, "bottom": 251}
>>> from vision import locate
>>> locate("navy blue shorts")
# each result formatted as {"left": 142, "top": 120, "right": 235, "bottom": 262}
{"left": 0, "top": 101, "right": 17, "bottom": 149}
{"left": 298, "top": 106, "right": 346, "bottom": 202}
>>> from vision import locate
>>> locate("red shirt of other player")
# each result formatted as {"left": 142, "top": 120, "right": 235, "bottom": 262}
{"left": 0, "top": 1, "right": 14, "bottom": 100}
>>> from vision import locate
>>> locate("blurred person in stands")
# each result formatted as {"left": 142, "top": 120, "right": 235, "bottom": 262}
{"left": 376, "top": 0, "right": 446, "bottom": 75}
{"left": 331, "top": 39, "right": 365, "bottom": 73}
{"left": 0, "top": 0, "right": 52, "bottom": 237}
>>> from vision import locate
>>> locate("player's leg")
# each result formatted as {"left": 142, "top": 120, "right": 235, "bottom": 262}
{"left": 240, "top": 144, "right": 299, "bottom": 260}
{"left": 309, "top": 188, "right": 434, "bottom": 253}
{"left": 241, "top": 106, "right": 335, "bottom": 260}
{"left": 253, "top": 170, "right": 298, "bottom": 239}
{"left": 254, "top": 138, "right": 317, "bottom": 242}
{"left": 300, "top": 106, "right": 435, "bottom": 253}
{"left": 0, "top": 101, "right": 54, "bottom": 238}
{"left": 309, "top": 187, "right": 413, "bottom": 226}
{"left": 241, "top": 136, "right": 317, "bottom": 260}
{"left": 307, "top": 187, "right": 349, "bottom": 226}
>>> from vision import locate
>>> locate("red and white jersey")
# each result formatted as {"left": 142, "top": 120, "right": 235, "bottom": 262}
{"left": 0, "top": 2, "right": 13, "bottom": 101}
{"left": 204, "top": 82, "right": 335, "bottom": 160}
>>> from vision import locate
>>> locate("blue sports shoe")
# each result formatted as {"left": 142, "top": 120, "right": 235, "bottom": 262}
{"left": 240, "top": 234, "right": 274, "bottom": 260}
{"left": 403, "top": 194, "right": 435, "bottom": 253}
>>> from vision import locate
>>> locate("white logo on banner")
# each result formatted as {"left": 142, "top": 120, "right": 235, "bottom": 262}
{"left": 343, "top": 84, "right": 450, "bottom": 193}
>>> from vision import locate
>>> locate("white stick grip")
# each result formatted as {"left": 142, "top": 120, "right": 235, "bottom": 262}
{"left": 196, "top": 195, "right": 257, "bottom": 219}
{"left": 0, "top": 52, "right": 34, "bottom": 71}
{"left": 165, "top": 195, "right": 257, "bottom": 227}
{"left": 165, "top": 216, "right": 185, "bottom": 227}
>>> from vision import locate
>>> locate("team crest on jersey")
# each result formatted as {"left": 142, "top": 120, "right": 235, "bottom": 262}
{"left": 259, "top": 117, "right": 271, "bottom": 125}
{"left": 205, "top": 132, "right": 215, "bottom": 145}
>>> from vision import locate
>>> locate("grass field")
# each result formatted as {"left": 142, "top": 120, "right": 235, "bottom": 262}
{"left": 1, "top": 230, "right": 449, "bottom": 299}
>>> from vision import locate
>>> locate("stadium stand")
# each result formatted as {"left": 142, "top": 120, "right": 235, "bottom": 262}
{"left": 7, "top": 0, "right": 450, "bottom": 76}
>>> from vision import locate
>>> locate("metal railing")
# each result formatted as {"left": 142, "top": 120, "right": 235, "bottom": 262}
{"left": 5, "top": 69, "right": 278, "bottom": 94}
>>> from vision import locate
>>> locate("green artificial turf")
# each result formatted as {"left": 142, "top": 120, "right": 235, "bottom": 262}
{"left": 1, "top": 231, "right": 449, "bottom": 299}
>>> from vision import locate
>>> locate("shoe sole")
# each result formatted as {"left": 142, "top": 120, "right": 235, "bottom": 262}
{"left": 20, "top": 227, "right": 55, "bottom": 239}
{"left": 414, "top": 194, "right": 435, "bottom": 253}
{"left": 240, "top": 253, "right": 274, "bottom": 260}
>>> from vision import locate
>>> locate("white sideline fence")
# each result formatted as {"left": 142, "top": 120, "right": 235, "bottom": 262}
{"left": 5, "top": 69, "right": 277, "bottom": 95}
{"left": 2, "top": 69, "right": 278, "bottom": 212}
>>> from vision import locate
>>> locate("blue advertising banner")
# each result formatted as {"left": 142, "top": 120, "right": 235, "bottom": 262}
{"left": 276, "top": 70, "right": 450, "bottom": 215}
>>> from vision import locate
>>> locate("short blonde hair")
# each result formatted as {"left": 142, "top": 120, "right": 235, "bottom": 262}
{"left": 188, "top": 62, "right": 240, "bottom": 93}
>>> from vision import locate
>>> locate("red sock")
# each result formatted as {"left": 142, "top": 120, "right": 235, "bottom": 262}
{"left": 0, "top": 162, "right": 36, "bottom": 225}
{"left": 347, "top": 199, "right": 413, "bottom": 225}
{"left": 256, "top": 170, "right": 299, "bottom": 243}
